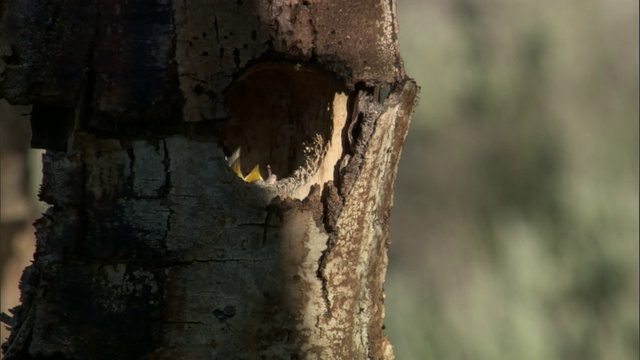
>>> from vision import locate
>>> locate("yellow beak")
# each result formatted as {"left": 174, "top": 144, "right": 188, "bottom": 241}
{"left": 228, "top": 147, "right": 264, "bottom": 182}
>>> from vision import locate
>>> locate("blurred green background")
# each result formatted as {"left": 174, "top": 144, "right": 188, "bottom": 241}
{"left": 1, "top": 0, "right": 638, "bottom": 358}
{"left": 386, "top": 0, "right": 638, "bottom": 359}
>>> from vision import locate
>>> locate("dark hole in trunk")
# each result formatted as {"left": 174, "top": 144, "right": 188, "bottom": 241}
{"left": 222, "top": 62, "right": 347, "bottom": 181}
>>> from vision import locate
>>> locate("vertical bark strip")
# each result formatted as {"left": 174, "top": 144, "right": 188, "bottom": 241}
{"left": 1, "top": 0, "right": 417, "bottom": 358}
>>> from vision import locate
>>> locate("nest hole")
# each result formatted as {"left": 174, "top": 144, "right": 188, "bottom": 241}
{"left": 222, "top": 62, "right": 347, "bottom": 182}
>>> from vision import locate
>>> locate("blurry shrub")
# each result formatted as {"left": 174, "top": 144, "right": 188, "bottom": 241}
{"left": 387, "top": 0, "right": 638, "bottom": 359}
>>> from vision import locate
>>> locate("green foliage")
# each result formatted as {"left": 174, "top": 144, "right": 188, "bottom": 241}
{"left": 386, "top": 0, "right": 639, "bottom": 359}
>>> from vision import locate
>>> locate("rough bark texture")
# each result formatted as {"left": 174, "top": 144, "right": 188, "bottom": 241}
{"left": 1, "top": 0, "right": 417, "bottom": 359}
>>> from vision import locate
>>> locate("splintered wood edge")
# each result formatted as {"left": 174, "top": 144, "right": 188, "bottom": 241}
{"left": 275, "top": 92, "right": 349, "bottom": 200}
{"left": 269, "top": 80, "right": 416, "bottom": 201}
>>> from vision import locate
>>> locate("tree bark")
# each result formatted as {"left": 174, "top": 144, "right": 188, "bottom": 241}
{"left": 0, "top": 1, "right": 417, "bottom": 359}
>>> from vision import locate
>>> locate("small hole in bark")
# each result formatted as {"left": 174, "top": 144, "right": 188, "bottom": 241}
{"left": 222, "top": 62, "right": 347, "bottom": 184}
{"left": 379, "top": 85, "right": 391, "bottom": 102}
{"left": 212, "top": 305, "right": 236, "bottom": 321}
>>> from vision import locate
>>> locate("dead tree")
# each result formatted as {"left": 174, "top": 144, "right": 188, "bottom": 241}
{"left": 0, "top": 1, "right": 417, "bottom": 358}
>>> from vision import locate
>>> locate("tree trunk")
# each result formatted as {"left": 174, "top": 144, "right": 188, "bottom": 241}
{"left": 0, "top": 1, "right": 417, "bottom": 359}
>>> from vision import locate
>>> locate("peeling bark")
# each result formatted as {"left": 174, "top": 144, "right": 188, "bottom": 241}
{"left": 1, "top": 0, "right": 417, "bottom": 359}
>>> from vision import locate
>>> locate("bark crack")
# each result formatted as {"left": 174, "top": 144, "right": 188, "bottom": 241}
{"left": 126, "top": 144, "right": 135, "bottom": 195}
{"left": 316, "top": 235, "right": 334, "bottom": 318}
{"left": 161, "top": 140, "right": 172, "bottom": 247}
{"left": 160, "top": 140, "right": 171, "bottom": 198}
{"left": 213, "top": 14, "right": 220, "bottom": 43}
{"left": 162, "top": 320, "right": 205, "bottom": 325}
{"left": 237, "top": 212, "right": 278, "bottom": 247}
{"left": 262, "top": 209, "right": 272, "bottom": 246}
{"left": 315, "top": 182, "right": 343, "bottom": 318}
{"left": 308, "top": 12, "right": 317, "bottom": 58}
{"left": 158, "top": 258, "right": 269, "bottom": 268}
